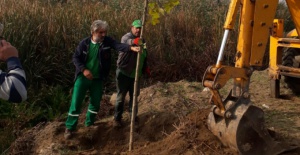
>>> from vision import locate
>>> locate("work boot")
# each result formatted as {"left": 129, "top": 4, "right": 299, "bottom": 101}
{"left": 113, "top": 119, "right": 123, "bottom": 128}
{"left": 64, "top": 129, "right": 73, "bottom": 139}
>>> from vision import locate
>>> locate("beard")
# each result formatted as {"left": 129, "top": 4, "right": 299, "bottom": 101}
{"left": 93, "top": 36, "right": 103, "bottom": 43}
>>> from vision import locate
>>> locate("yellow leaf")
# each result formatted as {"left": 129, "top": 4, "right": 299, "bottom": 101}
{"left": 171, "top": 0, "right": 180, "bottom": 6}
{"left": 152, "top": 12, "right": 160, "bottom": 19}
{"left": 147, "top": 0, "right": 180, "bottom": 25}
{"left": 164, "top": 5, "right": 172, "bottom": 13}
{"left": 158, "top": 8, "right": 165, "bottom": 15}
{"left": 148, "top": 2, "right": 155, "bottom": 8}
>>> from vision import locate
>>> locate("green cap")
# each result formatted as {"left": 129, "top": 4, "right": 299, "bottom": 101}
{"left": 132, "top": 20, "right": 142, "bottom": 28}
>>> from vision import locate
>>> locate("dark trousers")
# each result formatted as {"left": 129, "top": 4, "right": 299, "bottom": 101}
{"left": 114, "top": 68, "right": 139, "bottom": 121}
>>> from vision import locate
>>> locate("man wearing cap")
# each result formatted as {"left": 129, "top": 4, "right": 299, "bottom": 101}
{"left": 113, "top": 19, "right": 150, "bottom": 128}
{"left": 64, "top": 20, "right": 140, "bottom": 139}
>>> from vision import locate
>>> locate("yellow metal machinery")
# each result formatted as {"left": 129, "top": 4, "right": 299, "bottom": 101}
{"left": 269, "top": 19, "right": 300, "bottom": 98}
{"left": 202, "top": 0, "right": 300, "bottom": 154}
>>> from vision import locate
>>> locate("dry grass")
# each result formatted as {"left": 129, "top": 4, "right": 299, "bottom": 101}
{"left": 0, "top": 0, "right": 232, "bottom": 86}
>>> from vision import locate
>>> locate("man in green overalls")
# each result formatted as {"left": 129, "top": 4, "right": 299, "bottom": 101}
{"left": 65, "top": 20, "right": 140, "bottom": 139}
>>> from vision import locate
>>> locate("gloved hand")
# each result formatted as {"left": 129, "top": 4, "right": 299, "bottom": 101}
{"left": 133, "top": 37, "right": 141, "bottom": 45}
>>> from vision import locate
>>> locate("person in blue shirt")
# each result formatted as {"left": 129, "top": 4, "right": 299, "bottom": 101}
{"left": 0, "top": 39, "right": 27, "bottom": 103}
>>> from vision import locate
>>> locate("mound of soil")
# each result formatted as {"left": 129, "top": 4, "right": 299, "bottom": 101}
{"left": 8, "top": 70, "right": 300, "bottom": 155}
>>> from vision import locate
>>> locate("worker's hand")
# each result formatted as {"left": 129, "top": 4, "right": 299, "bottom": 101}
{"left": 130, "top": 46, "right": 140, "bottom": 53}
{"left": 83, "top": 69, "right": 93, "bottom": 80}
{"left": 133, "top": 37, "right": 141, "bottom": 45}
{"left": 0, "top": 40, "right": 19, "bottom": 61}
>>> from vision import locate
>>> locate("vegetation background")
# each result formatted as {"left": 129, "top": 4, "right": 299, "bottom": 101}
{"left": 0, "top": 0, "right": 292, "bottom": 152}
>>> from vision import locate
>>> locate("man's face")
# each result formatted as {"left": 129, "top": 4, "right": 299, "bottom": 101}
{"left": 92, "top": 28, "right": 107, "bottom": 42}
{"left": 131, "top": 26, "right": 141, "bottom": 37}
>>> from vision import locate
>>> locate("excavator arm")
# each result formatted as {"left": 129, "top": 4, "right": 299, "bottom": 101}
{"left": 202, "top": 0, "right": 300, "bottom": 154}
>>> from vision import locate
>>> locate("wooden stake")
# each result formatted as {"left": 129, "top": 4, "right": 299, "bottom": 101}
{"left": 129, "top": 0, "right": 148, "bottom": 151}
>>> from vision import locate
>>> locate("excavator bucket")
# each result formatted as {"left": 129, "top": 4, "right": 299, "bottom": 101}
{"left": 207, "top": 94, "right": 297, "bottom": 155}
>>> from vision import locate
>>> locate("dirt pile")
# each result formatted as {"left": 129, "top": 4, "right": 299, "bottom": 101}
{"left": 9, "top": 70, "right": 300, "bottom": 155}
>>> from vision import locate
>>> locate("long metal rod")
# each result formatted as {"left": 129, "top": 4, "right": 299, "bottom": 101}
{"left": 216, "top": 30, "right": 229, "bottom": 68}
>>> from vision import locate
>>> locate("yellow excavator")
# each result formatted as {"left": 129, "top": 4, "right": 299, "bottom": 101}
{"left": 202, "top": 0, "right": 300, "bottom": 154}
{"left": 270, "top": 20, "right": 300, "bottom": 98}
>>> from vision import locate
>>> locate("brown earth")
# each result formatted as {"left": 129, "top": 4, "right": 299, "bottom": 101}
{"left": 9, "top": 70, "right": 300, "bottom": 155}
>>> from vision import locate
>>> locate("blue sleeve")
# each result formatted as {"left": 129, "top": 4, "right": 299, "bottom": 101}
{"left": 107, "top": 37, "right": 131, "bottom": 52}
{"left": 72, "top": 42, "right": 86, "bottom": 72}
{"left": 0, "top": 57, "right": 27, "bottom": 103}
